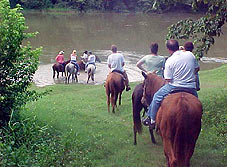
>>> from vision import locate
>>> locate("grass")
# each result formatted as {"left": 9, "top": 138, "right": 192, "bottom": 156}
{"left": 2, "top": 65, "right": 227, "bottom": 167}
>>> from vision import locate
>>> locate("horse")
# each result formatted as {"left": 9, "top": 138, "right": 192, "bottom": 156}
{"left": 105, "top": 72, "right": 125, "bottom": 113}
{"left": 142, "top": 72, "right": 203, "bottom": 167}
{"left": 65, "top": 63, "right": 78, "bottom": 84}
{"left": 86, "top": 64, "right": 96, "bottom": 84}
{"left": 132, "top": 82, "right": 159, "bottom": 145}
{"left": 77, "top": 60, "right": 86, "bottom": 71}
{"left": 52, "top": 60, "right": 70, "bottom": 79}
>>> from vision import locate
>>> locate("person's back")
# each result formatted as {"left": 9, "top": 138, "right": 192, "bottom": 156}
{"left": 165, "top": 50, "right": 196, "bottom": 88}
{"left": 139, "top": 55, "right": 164, "bottom": 76}
{"left": 56, "top": 51, "right": 64, "bottom": 64}
{"left": 107, "top": 44, "right": 130, "bottom": 91}
{"left": 136, "top": 42, "right": 165, "bottom": 77}
{"left": 108, "top": 52, "right": 124, "bottom": 72}
{"left": 88, "top": 53, "right": 96, "bottom": 64}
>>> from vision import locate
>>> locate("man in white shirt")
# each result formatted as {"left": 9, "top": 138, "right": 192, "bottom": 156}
{"left": 107, "top": 45, "right": 131, "bottom": 91}
{"left": 143, "top": 39, "right": 198, "bottom": 128}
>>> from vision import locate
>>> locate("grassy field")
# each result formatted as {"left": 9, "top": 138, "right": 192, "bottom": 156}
{"left": 22, "top": 65, "right": 227, "bottom": 167}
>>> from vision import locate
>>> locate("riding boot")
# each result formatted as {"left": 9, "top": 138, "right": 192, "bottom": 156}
{"left": 123, "top": 71, "right": 131, "bottom": 91}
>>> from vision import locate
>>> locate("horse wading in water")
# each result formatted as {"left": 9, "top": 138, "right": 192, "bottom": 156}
{"left": 65, "top": 63, "right": 79, "bottom": 84}
{"left": 86, "top": 64, "right": 96, "bottom": 84}
{"left": 52, "top": 60, "right": 70, "bottom": 79}
{"left": 142, "top": 72, "right": 202, "bottom": 167}
{"left": 105, "top": 72, "right": 125, "bottom": 113}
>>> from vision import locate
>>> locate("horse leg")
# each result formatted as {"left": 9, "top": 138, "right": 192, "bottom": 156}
{"left": 87, "top": 74, "right": 90, "bottom": 84}
{"left": 149, "top": 128, "right": 156, "bottom": 144}
{"left": 57, "top": 71, "right": 59, "bottom": 78}
{"left": 75, "top": 74, "right": 78, "bottom": 83}
{"left": 119, "top": 91, "right": 122, "bottom": 106}
{"left": 111, "top": 92, "right": 116, "bottom": 113}
{"left": 91, "top": 73, "right": 94, "bottom": 81}
{"left": 107, "top": 93, "right": 110, "bottom": 113}
{"left": 53, "top": 68, "right": 55, "bottom": 79}
{"left": 68, "top": 73, "right": 71, "bottom": 84}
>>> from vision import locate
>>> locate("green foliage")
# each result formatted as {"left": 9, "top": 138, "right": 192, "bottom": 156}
{"left": 0, "top": 0, "right": 42, "bottom": 125}
{"left": 20, "top": 0, "right": 52, "bottom": 9}
{"left": 0, "top": 116, "right": 93, "bottom": 166}
{"left": 167, "top": 0, "right": 227, "bottom": 58}
{"left": 201, "top": 90, "right": 227, "bottom": 161}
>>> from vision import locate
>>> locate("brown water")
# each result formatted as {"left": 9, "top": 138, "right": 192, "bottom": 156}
{"left": 24, "top": 12, "right": 227, "bottom": 87}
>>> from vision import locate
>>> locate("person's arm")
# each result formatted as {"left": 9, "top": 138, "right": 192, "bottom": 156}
{"left": 108, "top": 64, "right": 111, "bottom": 69}
{"left": 136, "top": 61, "right": 147, "bottom": 72}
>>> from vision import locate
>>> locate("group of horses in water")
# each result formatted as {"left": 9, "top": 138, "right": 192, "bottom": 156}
{"left": 105, "top": 71, "right": 202, "bottom": 167}
{"left": 53, "top": 58, "right": 203, "bottom": 167}
{"left": 52, "top": 57, "right": 100, "bottom": 83}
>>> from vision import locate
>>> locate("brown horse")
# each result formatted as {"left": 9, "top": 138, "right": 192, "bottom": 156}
{"left": 77, "top": 60, "right": 86, "bottom": 71}
{"left": 105, "top": 72, "right": 125, "bottom": 113}
{"left": 52, "top": 60, "right": 70, "bottom": 79}
{"left": 142, "top": 72, "right": 203, "bottom": 167}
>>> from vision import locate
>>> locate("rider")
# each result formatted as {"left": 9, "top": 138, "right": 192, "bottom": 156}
{"left": 136, "top": 42, "right": 165, "bottom": 77}
{"left": 70, "top": 50, "right": 80, "bottom": 75}
{"left": 107, "top": 44, "right": 131, "bottom": 91}
{"left": 55, "top": 51, "right": 65, "bottom": 67}
{"left": 184, "top": 42, "right": 200, "bottom": 91}
{"left": 142, "top": 39, "right": 198, "bottom": 128}
{"left": 85, "top": 51, "right": 96, "bottom": 72}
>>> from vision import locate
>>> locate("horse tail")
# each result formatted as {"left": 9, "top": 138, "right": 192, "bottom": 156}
{"left": 132, "top": 84, "right": 144, "bottom": 135}
{"left": 132, "top": 93, "right": 143, "bottom": 135}
{"left": 173, "top": 94, "right": 191, "bottom": 166}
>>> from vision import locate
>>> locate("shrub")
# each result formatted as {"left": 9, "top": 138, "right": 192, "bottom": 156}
{"left": 0, "top": 0, "right": 42, "bottom": 126}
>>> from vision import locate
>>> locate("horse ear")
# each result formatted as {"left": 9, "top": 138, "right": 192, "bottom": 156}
{"left": 142, "top": 71, "right": 147, "bottom": 79}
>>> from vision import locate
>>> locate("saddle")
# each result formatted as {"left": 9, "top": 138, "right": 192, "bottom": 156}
{"left": 170, "top": 87, "right": 196, "bottom": 96}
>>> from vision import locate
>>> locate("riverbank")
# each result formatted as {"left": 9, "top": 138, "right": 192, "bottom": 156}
{"left": 21, "top": 65, "right": 227, "bottom": 166}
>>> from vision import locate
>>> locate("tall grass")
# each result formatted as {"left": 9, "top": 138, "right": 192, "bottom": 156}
{"left": 1, "top": 65, "right": 227, "bottom": 167}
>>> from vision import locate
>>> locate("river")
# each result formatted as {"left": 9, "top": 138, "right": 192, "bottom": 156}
{"left": 24, "top": 11, "right": 227, "bottom": 87}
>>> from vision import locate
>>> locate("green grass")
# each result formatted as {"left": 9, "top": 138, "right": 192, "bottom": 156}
{"left": 4, "top": 65, "right": 227, "bottom": 167}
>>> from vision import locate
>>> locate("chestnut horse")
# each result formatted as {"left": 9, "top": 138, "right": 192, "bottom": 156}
{"left": 105, "top": 72, "right": 125, "bottom": 113}
{"left": 142, "top": 72, "right": 203, "bottom": 167}
{"left": 52, "top": 60, "right": 70, "bottom": 78}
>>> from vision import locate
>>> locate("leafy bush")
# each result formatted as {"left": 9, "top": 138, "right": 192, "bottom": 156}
{"left": 201, "top": 90, "right": 227, "bottom": 162}
{"left": 0, "top": 0, "right": 42, "bottom": 126}
{"left": 0, "top": 116, "right": 93, "bottom": 166}
{"left": 20, "top": 0, "right": 52, "bottom": 9}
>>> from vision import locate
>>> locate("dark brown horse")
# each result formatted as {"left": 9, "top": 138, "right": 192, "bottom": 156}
{"left": 52, "top": 60, "right": 70, "bottom": 79}
{"left": 77, "top": 60, "right": 86, "bottom": 71}
{"left": 105, "top": 72, "right": 125, "bottom": 113}
{"left": 132, "top": 82, "right": 160, "bottom": 145}
{"left": 142, "top": 72, "right": 203, "bottom": 167}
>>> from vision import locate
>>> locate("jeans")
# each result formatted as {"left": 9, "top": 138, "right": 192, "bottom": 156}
{"left": 147, "top": 84, "right": 198, "bottom": 120}
{"left": 71, "top": 61, "right": 80, "bottom": 71}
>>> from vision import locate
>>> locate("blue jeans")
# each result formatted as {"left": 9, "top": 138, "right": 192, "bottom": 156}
{"left": 71, "top": 61, "right": 80, "bottom": 71}
{"left": 147, "top": 84, "right": 198, "bottom": 120}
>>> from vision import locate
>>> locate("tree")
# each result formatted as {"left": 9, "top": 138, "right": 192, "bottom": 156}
{"left": 167, "top": 0, "right": 227, "bottom": 58}
{"left": 0, "top": 0, "right": 42, "bottom": 126}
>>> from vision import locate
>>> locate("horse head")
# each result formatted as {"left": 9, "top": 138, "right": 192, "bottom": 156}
{"left": 141, "top": 71, "right": 165, "bottom": 107}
